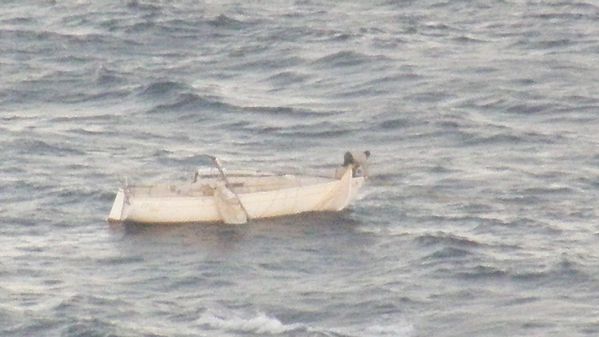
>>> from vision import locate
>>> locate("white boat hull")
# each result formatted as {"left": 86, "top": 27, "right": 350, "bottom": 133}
{"left": 107, "top": 167, "right": 364, "bottom": 225}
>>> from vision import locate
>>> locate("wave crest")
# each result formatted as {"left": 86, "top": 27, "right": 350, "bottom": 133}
{"left": 197, "top": 310, "right": 302, "bottom": 335}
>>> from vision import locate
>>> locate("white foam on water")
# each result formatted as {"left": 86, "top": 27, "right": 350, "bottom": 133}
{"left": 197, "top": 310, "right": 303, "bottom": 335}
{"left": 337, "top": 324, "right": 415, "bottom": 337}
{"left": 332, "top": 316, "right": 415, "bottom": 337}
{"left": 197, "top": 307, "right": 416, "bottom": 337}
{"left": 364, "top": 322, "right": 415, "bottom": 337}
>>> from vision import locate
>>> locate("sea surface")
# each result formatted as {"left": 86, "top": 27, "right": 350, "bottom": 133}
{"left": 2, "top": 1, "right": 599, "bottom": 336}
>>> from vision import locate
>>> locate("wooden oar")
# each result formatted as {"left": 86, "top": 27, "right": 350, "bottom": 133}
{"left": 208, "top": 156, "right": 251, "bottom": 222}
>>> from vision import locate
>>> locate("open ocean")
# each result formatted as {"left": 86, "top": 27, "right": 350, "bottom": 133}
{"left": 2, "top": 1, "right": 599, "bottom": 336}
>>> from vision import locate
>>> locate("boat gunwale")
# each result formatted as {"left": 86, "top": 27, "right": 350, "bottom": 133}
{"left": 124, "top": 175, "right": 363, "bottom": 199}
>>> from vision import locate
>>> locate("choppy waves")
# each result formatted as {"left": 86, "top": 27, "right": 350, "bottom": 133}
{"left": 2, "top": 0, "right": 599, "bottom": 336}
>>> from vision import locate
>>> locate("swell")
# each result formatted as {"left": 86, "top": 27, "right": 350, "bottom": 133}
{"left": 6, "top": 139, "right": 85, "bottom": 156}
{"left": 311, "top": 50, "right": 390, "bottom": 68}
{"left": 0, "top": 28, "right": 141, "bottom": 51}
{"left": 410, "top": 231, "right": 484, "bottom": 267}
{"left": 105, "top": 13, "right": 262, "bottom": 35}
{"left": 453, "top": 257, "right": 595, "bottom": 285}
{"left": 264, "top": 121, "right": 358, "bottom": 139}
{"left": 511, "top": 257, "right": 594, "bottom": 284}
{"left": 145, "top": 93, "right": 231, "bottom": 115}
{"left": 137, "top": 77, "right": 344, "bottom": 119}
{"left": 136, "top": 80, "right": 192, "bottom": 98}
{"left": 415, "top": 232, "right": 481, "bottom": 248}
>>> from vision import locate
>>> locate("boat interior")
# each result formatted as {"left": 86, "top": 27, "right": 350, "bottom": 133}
{"left": 125, "top": 173, "right": 334, "bottom": 198}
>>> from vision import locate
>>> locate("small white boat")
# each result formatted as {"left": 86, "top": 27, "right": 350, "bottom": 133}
{"left": 107, "top": 155, "right": 367, "bottom": 225}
